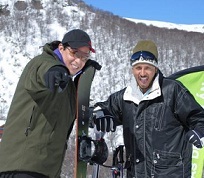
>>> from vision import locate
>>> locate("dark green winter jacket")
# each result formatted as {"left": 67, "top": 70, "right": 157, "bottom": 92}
{"left": 0, "top": 42, "right": 76, "bottom": 177}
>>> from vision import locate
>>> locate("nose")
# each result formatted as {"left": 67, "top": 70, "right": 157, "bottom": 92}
{"left": 140, "top": 68, "right": 146, "bottom": 76}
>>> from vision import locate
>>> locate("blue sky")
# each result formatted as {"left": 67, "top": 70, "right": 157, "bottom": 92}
{"left": 83, "top": 0, "right": 204, "bottom": 25}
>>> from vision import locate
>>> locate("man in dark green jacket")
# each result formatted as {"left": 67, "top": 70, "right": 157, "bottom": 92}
{"left": 0, "top": 29, "right": 97, "bottom": 178}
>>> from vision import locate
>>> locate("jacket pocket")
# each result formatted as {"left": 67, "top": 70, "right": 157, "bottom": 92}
{"left": 153, "top": 103, "right": 165, "bottom": 131}
{"left": 25, "top": 105, "right": 38, "bottom": 136}
{"left": 151, "top": 149, "right": 184, "bottom": 177}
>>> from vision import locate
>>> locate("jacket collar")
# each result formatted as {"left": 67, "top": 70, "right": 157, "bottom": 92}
{"left": 124, "top": 73, "right": 161, "bottom": 104}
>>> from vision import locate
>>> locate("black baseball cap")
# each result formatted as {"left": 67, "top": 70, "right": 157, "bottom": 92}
{"left": 62, "top": 29, "right": 95, "bottom": 53}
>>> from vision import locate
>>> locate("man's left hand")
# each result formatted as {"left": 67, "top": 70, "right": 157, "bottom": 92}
{"left": 186, "top": 129, "right": 204, "bottom": 148}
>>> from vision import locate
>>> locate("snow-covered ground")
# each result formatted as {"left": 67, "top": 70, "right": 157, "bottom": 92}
{"left": 0, "top": 120, "right": 5, "bottom": 126}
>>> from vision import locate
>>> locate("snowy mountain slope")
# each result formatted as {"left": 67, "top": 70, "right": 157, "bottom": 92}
{"left": 126, "top": 18, "right": 204, "bottom": 33}
{"left": 0, "top": 0, "right": 204, "bottom": 121}
{"left": 0, "top": 1, "right": 204, "bottom": 177}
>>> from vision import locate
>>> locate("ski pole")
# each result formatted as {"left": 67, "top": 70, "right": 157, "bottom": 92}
{"left": 111, "top": 145, "right": 124, "bottom": 178}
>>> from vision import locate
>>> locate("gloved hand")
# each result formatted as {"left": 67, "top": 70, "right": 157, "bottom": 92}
{"left": 91, "top": 107, "right": 116, "bottom": 132}
{"left": 186, "top": 128, "right": 204, "bottom": 148}
{"left": 83, "top": 59, "right": 102, "bottom": 71}
{"left": 44, "top": 66, "right": 71, "bottom": 92}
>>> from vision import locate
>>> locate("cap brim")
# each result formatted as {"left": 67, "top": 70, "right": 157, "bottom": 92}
{"left": 90, "top": 47, "right": 95, "bottom": 53}
{"left": 69, "top": 42, "right": 95, "bottom": 53}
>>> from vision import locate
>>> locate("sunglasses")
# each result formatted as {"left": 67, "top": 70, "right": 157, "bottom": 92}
{"left": 130, "top": 51, "right": 157, "bottom": 65}
{"left": 67, "top": 47, "right": 90, "bottom": 62}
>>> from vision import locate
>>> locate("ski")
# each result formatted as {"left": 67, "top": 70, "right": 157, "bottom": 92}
{"left": 74, "top": 61, "right": 101, "bottom": 178}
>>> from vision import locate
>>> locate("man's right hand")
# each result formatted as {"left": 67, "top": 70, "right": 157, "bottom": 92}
{"left": 91, "top": 107, "right": 116, "bottom": 132}
{"left": 44, "top": 66, "right": 71, "bottom": 92}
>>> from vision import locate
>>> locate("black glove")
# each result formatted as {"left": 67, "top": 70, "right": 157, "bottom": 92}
{"left": 91, "top": 107, "right": 116, "bottom": 132}
{"left": 44, "top": 66, "right": 71, "bottom": 92}
{"left": 186, "top": 128, "right": 204, "bottom": 148}
{"left": 83, "top": 59, "right": 102, "bottom": 71}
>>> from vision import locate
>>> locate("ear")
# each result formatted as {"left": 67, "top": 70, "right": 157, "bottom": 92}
{"left": 131, "top": 66, "right": 134, "bottom": 73}
{"left": 58, "top": 43, "right": 65, "bottom": 52}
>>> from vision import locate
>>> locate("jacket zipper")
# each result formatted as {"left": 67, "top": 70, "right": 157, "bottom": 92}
{"left": 143, "top": 109, "right": 147, "bottom": 177}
